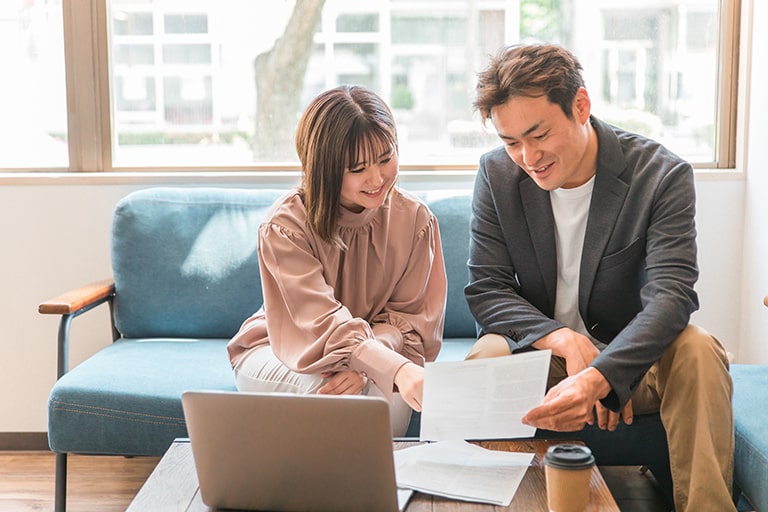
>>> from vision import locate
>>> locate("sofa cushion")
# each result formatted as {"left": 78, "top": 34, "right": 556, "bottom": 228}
{"left": 418, "top": 191, "right": 476, "bottom": 338}
{"left": 731, "top": 363, "right": 768, "bottom": 511}
{"left": 435, "top": 338, "right": 474, "bottom": 361}
{"left": 111, "top": 187, "right": 284, "bottom": 339}
{"left": 48, "top": 339, "right": 235, "bottom": 456}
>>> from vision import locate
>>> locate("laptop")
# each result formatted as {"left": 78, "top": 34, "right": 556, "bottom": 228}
{"left": 181, "top": 390, "right": 413, "bottom": 511}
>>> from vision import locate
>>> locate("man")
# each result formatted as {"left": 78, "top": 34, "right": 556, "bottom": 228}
{"left": 464, "top": 43, "right": 734, "bottom": 511}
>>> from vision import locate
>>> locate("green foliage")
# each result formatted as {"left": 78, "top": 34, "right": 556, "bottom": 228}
{"left": 520, "top": 0, "right": 562, "bottom": 43}
{"left": 391, "top": 84, "right": 415, "bottom": 110}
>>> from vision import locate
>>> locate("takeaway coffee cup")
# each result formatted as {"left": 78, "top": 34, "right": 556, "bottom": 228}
{"left": 543, "top": 443, "right": 595, "bottom": 512}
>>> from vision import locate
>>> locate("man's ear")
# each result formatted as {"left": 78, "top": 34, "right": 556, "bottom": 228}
{"left": 573, "top": 87, "right": 591, "bottom": 123}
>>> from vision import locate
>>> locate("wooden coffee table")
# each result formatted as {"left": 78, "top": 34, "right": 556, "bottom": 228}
{"left": 126, "top": 438, "right": 619, "bottom": 511}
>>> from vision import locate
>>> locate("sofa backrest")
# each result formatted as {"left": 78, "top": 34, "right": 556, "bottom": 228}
{"left": 112, "top": 187, "right": 281, "bottom": 338}
{"left": 416, "top": 191, "right": 476, "bottom": 338}
{"left": 111, "top": 187, "right": 476, "bottom": 340}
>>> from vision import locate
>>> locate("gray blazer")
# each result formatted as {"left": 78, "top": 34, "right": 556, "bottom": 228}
{"left": 465, "top": 116, "right": 699, "bottom": 409}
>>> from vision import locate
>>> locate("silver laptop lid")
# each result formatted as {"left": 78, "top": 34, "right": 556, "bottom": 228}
{"left": 182, "top": 390, "right": 400, "bottom": 512}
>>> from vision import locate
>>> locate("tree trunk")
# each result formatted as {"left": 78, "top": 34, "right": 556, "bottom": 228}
{"left": 253, "top": 0, "right": 326, "bottom": 161}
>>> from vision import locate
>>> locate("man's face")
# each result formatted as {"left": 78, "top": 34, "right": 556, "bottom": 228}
{"left": 489, "top": 88, "right": 595, "bottom": 190}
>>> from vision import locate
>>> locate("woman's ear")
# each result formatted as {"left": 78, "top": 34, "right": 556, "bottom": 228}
{"left": 573, "top": 87, "right": 591, "bottom": 124}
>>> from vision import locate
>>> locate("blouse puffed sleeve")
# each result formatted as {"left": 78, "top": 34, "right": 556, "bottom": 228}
{"left": 369, "top": 211, "right": 447, "bottom": 367}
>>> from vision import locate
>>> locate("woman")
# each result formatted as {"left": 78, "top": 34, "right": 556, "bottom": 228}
{"left": 227, "top": 85, "right": 447, "bottom": 435}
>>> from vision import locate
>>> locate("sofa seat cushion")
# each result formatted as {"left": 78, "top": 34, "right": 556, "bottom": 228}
{"left": 48, "top": 338, "right": 235, "bottom": 456}
{"left": 731, "top": 363, "right": 768, "bottom": 512}
{"left": 435, "top": 338, "right": 474, "bottom": 361}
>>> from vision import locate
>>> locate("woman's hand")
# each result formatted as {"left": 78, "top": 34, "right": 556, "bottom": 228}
{"left": 394, "top": 362, "right": 424, "bottom": 411}
{"left": 317, "top": 370, "right": 366, "bottom": 395}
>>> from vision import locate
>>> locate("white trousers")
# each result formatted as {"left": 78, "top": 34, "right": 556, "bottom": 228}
{"left": 233, "top": 344, "right": 413, "bottom": 437}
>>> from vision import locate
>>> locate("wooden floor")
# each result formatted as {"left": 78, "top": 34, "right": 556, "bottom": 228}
{"left": 0, "top": 452, "right": 160, "bottom": 512}
{"left": 0, "top": 452, "right": 677, "bottom": 512}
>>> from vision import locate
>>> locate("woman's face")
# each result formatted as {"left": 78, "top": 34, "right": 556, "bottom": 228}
{"left": 339, "top": 145, "right": 398, "bottom": 213}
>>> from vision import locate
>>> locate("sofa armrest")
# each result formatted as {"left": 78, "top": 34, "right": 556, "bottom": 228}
{"left": 39, "top": 278, "right": 115, "bottom": 315}
{"left": 38, "top": 278, "right": 117, "bottom": 378}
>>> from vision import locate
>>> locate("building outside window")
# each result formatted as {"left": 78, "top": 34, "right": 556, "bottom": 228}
{"left": 2, "top": 0, "right": 734, "bottom": 171}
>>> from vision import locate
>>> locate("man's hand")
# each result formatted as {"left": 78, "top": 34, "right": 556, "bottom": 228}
{"left": 527, "top": 327, "right": 633, "bottom": 431}
{"left": 522, "top": 367, "right": 611, "bottom": 432}
{"left": 532, "top": 327, "right": 600, "bottom": 376}
{"left": 595, "top": 399, "right": 634, "bottom": 431}
{"left": 317, "top": 370, "right": 366, "bottom": 395}
{"left": 394, "top": 362, "right": 424, "bottom": 411}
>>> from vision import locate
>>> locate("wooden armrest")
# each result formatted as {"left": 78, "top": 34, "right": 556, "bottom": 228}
{"left": 38, "top": 278, "right": 115, "bottom": 315}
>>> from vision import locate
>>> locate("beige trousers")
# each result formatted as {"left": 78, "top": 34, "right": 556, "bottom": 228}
{"left": 233, "top": 344, "right": 413, "bottom": 437}
{"left": 466, "top": 324, "right": 735, "bottom": 512}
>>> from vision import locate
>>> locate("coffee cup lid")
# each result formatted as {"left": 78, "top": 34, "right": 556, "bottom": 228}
{"left": 543, "top": 444, "right": 595, "bottom": 470}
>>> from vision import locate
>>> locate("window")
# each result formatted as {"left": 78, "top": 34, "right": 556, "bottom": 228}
{"left": 1, "top": 0, "right": 68, "bottom": 168}
{"left": 3, "top": 0, "right": 740, "bottom": 171}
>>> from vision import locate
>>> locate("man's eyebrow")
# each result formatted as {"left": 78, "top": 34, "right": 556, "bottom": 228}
{"left": 523, "top": 122, "right": 541, "bottom": 137}
{"left": 497, "top": 122, "right": 542, "bottom": 141}
{"left": 521, "top": 122, "right": 542, "bottom": 137}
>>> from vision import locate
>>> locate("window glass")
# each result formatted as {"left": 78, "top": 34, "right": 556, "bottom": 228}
{"left": 336, "top": 13, "right": 378, "bottom": 33}
{"left": 1, "top": 0, "right": 68, "bottom": 168}
{"left": 107, "top": 0, "right": 723, "bottom": 168}
{"left": 164, "top": 13, "right": 208, "bottom": 34}
{"left": 114, "top": 44, "right": 155, "bottom": 65}
{"left": 391, "top": 15, "right": 468, "bottom": 45}
{"left": 113, "top": 11, "right": 153, "bottom": 35}
{"left": 162, "top": 44, "right": 211, "bottom": 64}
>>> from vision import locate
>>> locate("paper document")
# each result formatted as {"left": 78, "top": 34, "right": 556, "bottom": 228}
{"left": 421, "top": 349, "right": 551, "bottom": 441}
{"left": 394, "top": 440, "right": 534, "bottom": 506}
{"left": 396, "top": 488, "right": 413, "bottom": 511}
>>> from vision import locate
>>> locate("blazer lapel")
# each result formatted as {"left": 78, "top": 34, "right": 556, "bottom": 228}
{"left": 579, "top": 120, "right": 630, "bottom": 316}
{"left": 521, "top": 178, "right": 557, "bottom": 314}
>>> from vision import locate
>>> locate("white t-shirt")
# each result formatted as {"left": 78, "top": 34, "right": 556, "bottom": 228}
{"left": 550, "top": 176, "right": 605, "bottom": 348}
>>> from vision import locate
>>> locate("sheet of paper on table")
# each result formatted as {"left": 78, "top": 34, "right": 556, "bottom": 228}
{"left": 420, "top": 349, "right": 551, "bottom": 441}
{"left": 394, "top": 439, "right": 534, "bottom": 507}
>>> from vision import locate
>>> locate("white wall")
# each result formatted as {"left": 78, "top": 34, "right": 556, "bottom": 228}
{"left": 738, "top": 0, "right": 768, "bottom": 363}
{"left": 1, "top": 0, "right": 765, "bottom": 433}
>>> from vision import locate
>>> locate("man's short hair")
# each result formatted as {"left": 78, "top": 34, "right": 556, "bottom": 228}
{"left": 474, "top": 44, "right": 585, "bottom": 122}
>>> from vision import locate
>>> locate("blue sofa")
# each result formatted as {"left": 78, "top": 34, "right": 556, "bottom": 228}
{"left": 42, "top": 186, "right": 755, "bottom": 511}
{"left": 731, "top": 363, "right": 768, "bottom": 511}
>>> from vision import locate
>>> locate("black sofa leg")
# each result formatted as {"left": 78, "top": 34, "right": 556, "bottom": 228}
{"left": 55, "top": 452, "right": 67, "bottom": 512}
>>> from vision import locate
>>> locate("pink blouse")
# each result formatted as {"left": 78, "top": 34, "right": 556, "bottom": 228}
{"left": 227, "top": 187, "right": 447, "bottom": 400}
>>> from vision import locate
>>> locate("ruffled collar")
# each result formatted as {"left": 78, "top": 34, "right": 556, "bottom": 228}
{"left": 336, "top": 191, "right": 394, "bottom": 229}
